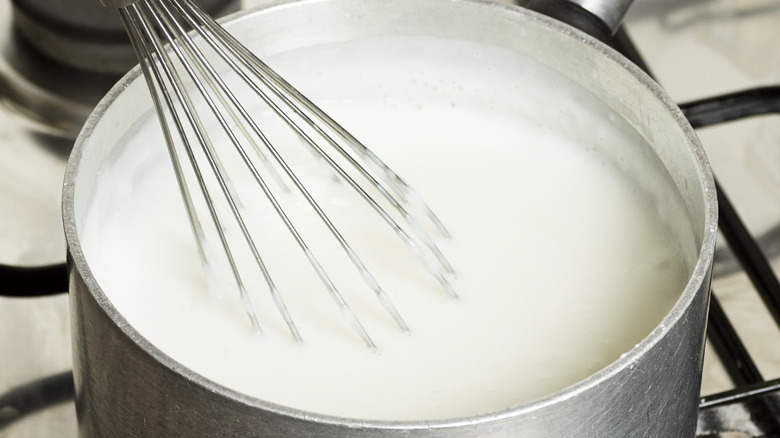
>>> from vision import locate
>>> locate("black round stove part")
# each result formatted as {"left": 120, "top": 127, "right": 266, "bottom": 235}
{"left": 10, "top": 0, "right": 241, "bottom": 75}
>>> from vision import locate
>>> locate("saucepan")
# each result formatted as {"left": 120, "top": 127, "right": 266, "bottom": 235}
{"left": 63, "top": 0, "right": 717, "bottom": 436}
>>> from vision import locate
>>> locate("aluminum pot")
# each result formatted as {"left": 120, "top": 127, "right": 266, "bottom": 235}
{"left": 63, "top": 0, "right": 718, "bottom": 436}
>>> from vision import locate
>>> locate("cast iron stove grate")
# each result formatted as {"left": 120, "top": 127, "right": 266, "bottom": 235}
{"left": 614, "top": 28, "right": 780, "bottom": 438}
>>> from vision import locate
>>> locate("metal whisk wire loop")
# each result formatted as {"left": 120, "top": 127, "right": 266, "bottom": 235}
{"left": 115, "top": 0, "right": 454, "bottom": 348}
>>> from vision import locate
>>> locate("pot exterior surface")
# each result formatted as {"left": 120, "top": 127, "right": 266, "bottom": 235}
{"left": 63, "top": 0, "right": 717, "bottom": 436}
{"left": 69, "top": 269, "right": 710, "bottom": 437}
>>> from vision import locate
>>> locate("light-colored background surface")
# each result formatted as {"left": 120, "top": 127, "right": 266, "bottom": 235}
{"left": 2, "top": 0, "right": 780, "bottom": 436}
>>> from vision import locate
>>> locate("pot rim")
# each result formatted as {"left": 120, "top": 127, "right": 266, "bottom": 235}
{"left": 62, "top": 0, "right": 718, "bottom": 430}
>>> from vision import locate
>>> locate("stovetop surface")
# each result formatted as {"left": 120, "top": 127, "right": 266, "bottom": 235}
{"left": 3, "top": 0, "right": 780, "bottom": 436}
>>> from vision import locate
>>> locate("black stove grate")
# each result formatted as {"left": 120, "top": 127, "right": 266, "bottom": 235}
{"left": 615, "top": 28, "right": 780, "bottom": 438}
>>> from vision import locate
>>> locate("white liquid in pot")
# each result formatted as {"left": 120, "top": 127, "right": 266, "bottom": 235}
{"left": 82, "top": 35, "right": 688, "bottom": 421}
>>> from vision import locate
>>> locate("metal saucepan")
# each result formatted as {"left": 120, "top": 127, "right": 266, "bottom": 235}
{"left": 63, "top": 0, "right": 717, "bottom": 436}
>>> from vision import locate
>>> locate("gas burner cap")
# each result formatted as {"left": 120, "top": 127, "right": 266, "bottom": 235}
{"left": 1, "top": 2, "right": 117, "bottom": 138}
{"left": 11, "top": 0, "right": 241, "bottom": 75}
{"left": 0, "top": 0, "right": 240, "bottom": 268}
{"left": 11, "top": 0, "right": 135, "bottom": 75}
{"left": 1, "top": 0, "right": 240, "bottom": 139}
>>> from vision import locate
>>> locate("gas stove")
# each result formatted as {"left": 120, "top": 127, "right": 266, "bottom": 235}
{"left": 2, "top": 0, "right": 780, "bottom": 436}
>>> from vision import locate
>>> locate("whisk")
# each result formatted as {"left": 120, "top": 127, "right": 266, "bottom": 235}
{"left": 101, "top": 0, "right": 456, "bottom": 348}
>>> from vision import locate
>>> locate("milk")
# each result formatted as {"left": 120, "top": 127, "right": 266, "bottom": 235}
{"left": 81, "top": 35, "right": 688, "bottom": 421}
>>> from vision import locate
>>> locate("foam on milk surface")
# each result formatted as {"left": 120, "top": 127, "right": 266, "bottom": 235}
{"left": 82, "top": 36, "right": 687, "bottom": 421}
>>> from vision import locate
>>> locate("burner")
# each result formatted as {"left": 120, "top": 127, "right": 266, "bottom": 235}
{"left": 0, "top": 0, "right": 86, "bottom": 271}
{"left": 0, "top": 0, "right": 240, "bottom": 141}
{"left": 11, "top": 0, "right": 133, "bottom": 75}
{"left": 0, "top": 0, "right": 241, "bottom": 266}
{"left": 10, "top": 0, "right": 240, "bottom": 75}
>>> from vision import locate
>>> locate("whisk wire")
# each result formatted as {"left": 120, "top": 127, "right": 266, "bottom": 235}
{"left": 200, "top": 10, "right": 452, "bottom": 241}
{"left": 149, "top": 0, "right": 314, "bottom": 341}
{"left": 155, "top": 0, "right": 395, "bottom": 346}
{"left": 174, "top": 0, "right": 456, "bottom": 299}
{"left": 114, "top": 0, "right": 457, "bottom": 346}
{"left": 125, "top": 0, "right": 385, "bottom": 346}
{"left": 162, "top": 0, "right": 419, "bottom": 334}
{"left": 121, "top": 2, "right": 289, "bottom": 338}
